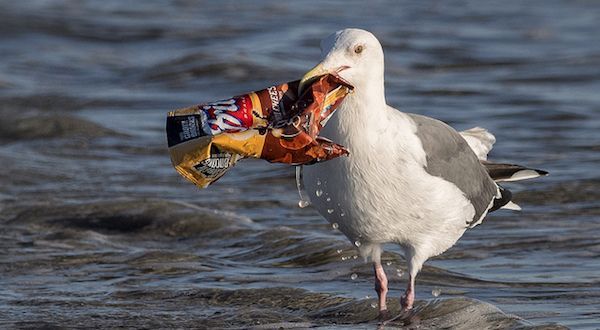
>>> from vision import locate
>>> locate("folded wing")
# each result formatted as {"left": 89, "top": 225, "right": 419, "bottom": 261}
{"left": 460, "top": 127, "right": 548, "bottom": 212}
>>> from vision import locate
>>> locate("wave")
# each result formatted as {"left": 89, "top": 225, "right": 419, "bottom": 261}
{"left": 0, "top": 111, "right": 121, "bottom": 141}
{"left": 100, "top": 287, "right": 565, "bottom": 329}
{"left": 5, "top": 198, "right": 253, "bottom": 237}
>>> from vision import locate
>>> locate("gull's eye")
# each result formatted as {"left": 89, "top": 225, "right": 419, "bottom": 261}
{"left": 354, "top": 45, "right": 364, "bottom": 54}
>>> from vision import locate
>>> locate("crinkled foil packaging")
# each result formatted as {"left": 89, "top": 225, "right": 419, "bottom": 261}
{"left": 166, "top": 74, "right": 352, "bottom": 188}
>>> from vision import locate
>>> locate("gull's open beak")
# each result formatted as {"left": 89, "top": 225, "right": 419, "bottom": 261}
{"left": 298, "top": 63, "right": 328, "bottom": 95}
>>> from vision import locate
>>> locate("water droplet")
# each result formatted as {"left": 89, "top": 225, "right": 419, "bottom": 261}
{"left": 353, "top": 255, "right": 358, "bottom": 259}
{"left": 327, "top": 209, "right": 334, "bottom": 214}
{"left": 432, "top": 288, "right": 441, "bottom": 297}
{"left": 298, "top": 200, "right": 310, "bottom": 208}
{"left": 350, "top": 273, "right": 358, "bottom": 280}
{"left": 386, "top": 261, "right": 392, "bottom": 266}
{"left": 326, "top": 197, "right": 331, "bottom": 202}
{"left": 354, "top": 240, "right": 361, "bottom": 247}
{"left": 340, "top": 212, "right": 345, "bottom": 217}
{"left": 295, "top": 166, "right": 311, "bottom": 208}
{"left": 336, "top": 249, "right": 343, "bottom": 254}
{"left": 396, "top": 269, "right": 404, "bottom": 277}
{"left": 316, "top": 179, "right": 322, "bottom": 186}
{"left": 370, "top": 302, "right": 378, "bottom": 309}
{"left": 364, "top": 295, "right": 371, "bottom": 299}
{"left": 341, "top": 256, "right": 348, "bottom": 261}
{"left": 332, "top": 223, "right": 339, "bottom": 229}
{"left": 315, "top": 189, "right": 323, "bottom": 197}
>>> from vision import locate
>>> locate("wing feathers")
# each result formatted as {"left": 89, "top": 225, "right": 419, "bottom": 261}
{"left": 482, "top": 161, "right": 548, "bottom": 182}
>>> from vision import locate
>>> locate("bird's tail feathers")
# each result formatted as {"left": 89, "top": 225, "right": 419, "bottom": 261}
{"left": 460, "top": 127, "right": 496, "bottom": 161}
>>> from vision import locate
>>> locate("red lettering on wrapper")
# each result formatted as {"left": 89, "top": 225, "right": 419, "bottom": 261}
{"left": 201, "top": 96, "right": 254, "bottom": 135}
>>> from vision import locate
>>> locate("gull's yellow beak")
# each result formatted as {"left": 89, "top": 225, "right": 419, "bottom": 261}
{"left": 298, "top": 63, "right": 328, "bottom": 95}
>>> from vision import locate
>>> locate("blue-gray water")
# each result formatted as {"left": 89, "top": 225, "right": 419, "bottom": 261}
{"left": 1, "top": 1, "right": 599, "bottom": 329}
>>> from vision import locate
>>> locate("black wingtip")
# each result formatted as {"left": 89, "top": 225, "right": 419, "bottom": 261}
{"left": 535, "top": 169, "right": 549, "bottom": 176}
{"left": 489, "top": 186, "right": 512, "bottom": 213}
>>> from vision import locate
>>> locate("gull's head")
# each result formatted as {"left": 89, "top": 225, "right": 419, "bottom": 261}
{"left": 300, "top": 28, "right": 384, "bottom": 94}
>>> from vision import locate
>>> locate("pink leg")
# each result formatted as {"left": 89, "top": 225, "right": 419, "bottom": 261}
{"left": 373, "top": 262, "right": 389, "bottom": 317}
{"left": 400, "top": 273, "right": 415, "bottom": 311}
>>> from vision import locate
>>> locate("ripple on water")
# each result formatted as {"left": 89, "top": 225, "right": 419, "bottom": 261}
{"left": 4, "top": 198, "right": 253, "bottom": 238}
{"left": 0, "top": 0, "right": 598, "bottom": 328}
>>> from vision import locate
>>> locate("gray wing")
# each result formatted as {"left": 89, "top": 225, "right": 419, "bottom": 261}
{"left": 408, "top": 113, "right": 498, "bottom": 226}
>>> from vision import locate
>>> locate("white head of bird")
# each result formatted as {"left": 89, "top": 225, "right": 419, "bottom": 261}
{"left": 300, "top": 29, "right": 386, "bottom": 104}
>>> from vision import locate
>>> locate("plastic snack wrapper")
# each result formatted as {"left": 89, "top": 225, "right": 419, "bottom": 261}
{"left": 166, "top": 74, "right": 353, "bottom": 188}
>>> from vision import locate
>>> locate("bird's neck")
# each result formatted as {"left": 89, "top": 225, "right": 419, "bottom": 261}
{"left": 320, "top": 80, "right": 389, "bottom": 150}
{"left": 337, "top": 81, "right": 388, "bottom": 129}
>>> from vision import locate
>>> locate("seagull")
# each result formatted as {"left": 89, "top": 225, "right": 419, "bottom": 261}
{"left": 298, "top": 28, "right": 547, "bottom": 319}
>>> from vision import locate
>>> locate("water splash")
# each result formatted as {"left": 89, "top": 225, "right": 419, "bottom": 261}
{"left": 350, "top": 273, "right": 358, "bottom": 280}
{"left": 295, "top": 166, "right": 311, "bottom": 208}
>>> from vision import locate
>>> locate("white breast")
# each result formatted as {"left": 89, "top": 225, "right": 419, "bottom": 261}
{"left": 303, "top": 103, "right": 475, "bottom": 260}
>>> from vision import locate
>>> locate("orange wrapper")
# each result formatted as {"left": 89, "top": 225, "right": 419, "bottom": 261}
{"left": 166, "top": 74, "right": 353, "bottom": 188}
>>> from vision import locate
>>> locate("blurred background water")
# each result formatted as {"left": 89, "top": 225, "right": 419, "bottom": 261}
{"left": 0, "top": 0, "right": 599, "bottom": 328}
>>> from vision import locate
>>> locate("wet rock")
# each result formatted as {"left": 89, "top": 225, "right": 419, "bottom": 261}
{"left": 310, "top": 296, "right": 566, "bottom": 329}
{"left": 174, "top": 287, "right": 566, "bottom": 329}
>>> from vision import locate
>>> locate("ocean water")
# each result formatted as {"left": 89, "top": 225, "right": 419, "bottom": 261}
{"left": 0, "top": 0, "right": 599, "bottom": 328}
